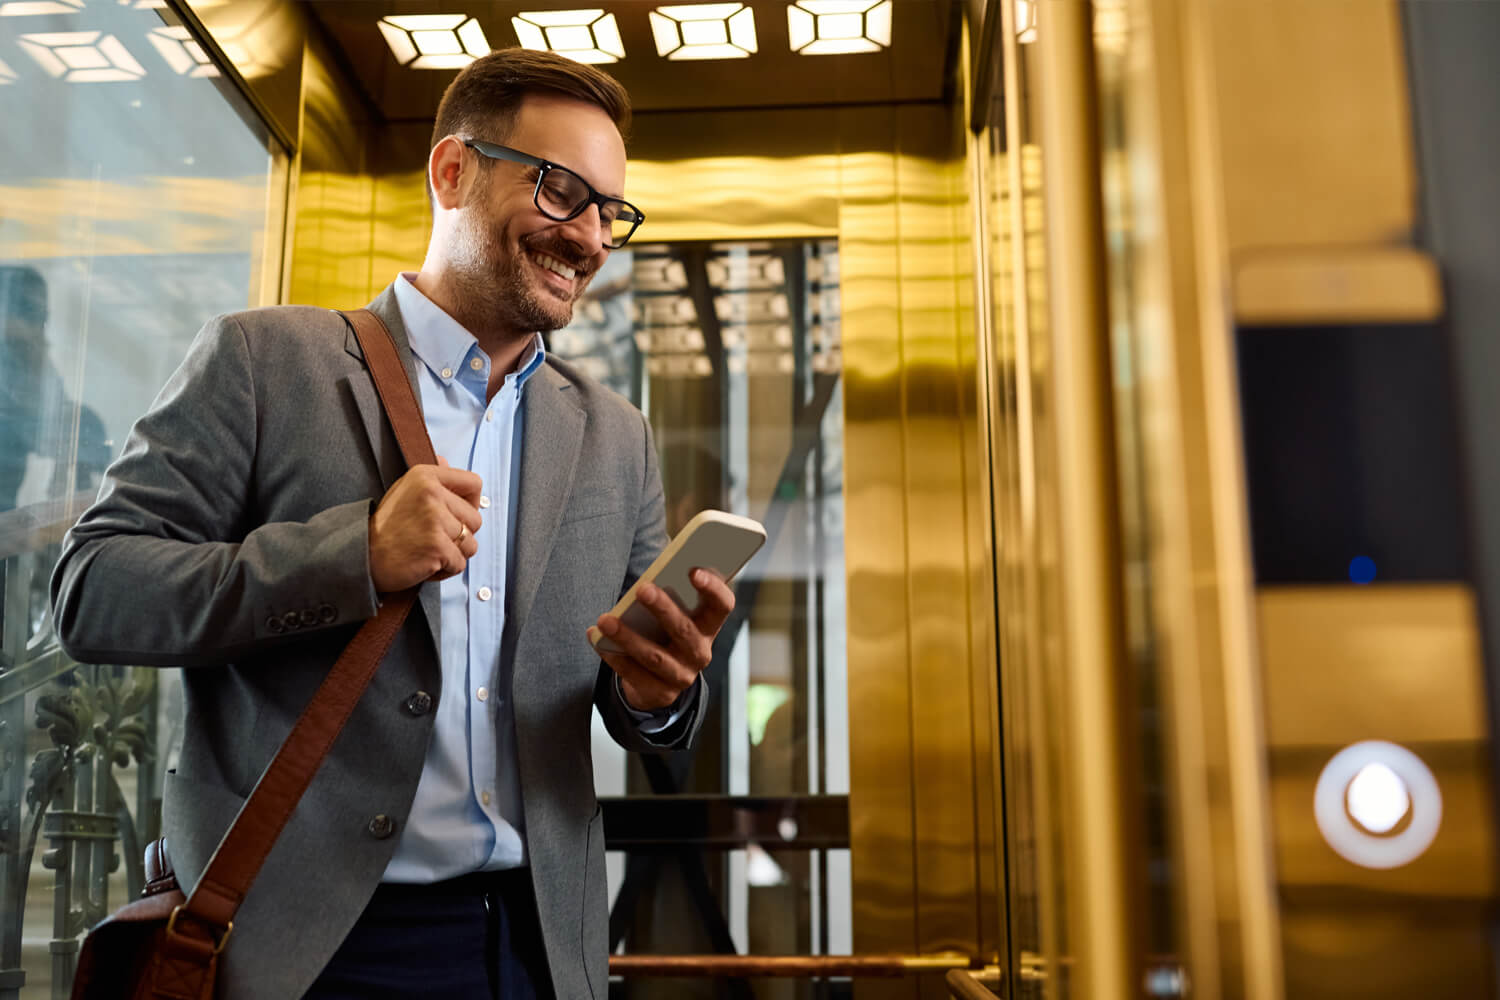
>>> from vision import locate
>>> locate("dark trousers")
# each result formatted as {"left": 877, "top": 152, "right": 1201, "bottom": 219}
{"left": 302, "top": 870, "right": 553, "bottom": 1000}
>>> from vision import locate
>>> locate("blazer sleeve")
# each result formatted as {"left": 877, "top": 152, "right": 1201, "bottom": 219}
{"left": 592, "top": 409, "right": 708, "bottom": 752}
{"left": 50, "top": 313, "right": 381, "bottom": 667}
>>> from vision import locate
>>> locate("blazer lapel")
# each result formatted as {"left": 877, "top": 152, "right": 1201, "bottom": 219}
{"left": 343, "top": 284, "right": 442, "bottom": 645}
{"left": 510, "top": 363, "right": 586, "bottom": 647}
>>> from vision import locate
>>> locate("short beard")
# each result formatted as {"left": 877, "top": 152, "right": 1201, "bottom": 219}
{"left": 446, "top": 208, "right": 594, "bottom": 339}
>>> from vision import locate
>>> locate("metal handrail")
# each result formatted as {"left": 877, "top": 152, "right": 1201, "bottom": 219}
{"left": 946, "top": 968, "right": 1003, "bottom": 999}
{"left": 608, "top": 953, "right": 983, "bottom": 979}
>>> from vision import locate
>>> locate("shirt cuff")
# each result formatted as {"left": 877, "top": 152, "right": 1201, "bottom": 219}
{"left": 616, "top": 674, "right": 697, "bottom": 734}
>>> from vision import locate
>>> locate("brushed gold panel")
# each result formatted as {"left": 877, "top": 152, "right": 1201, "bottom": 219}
{"left": 1257, "top": 586, "right": 1488, "bottom": 748}
{"left": 1233, "top": 248, "right": 1443, "bottom": 325}
{"left": 1201, "top": 0, "right": 1417, "bottom": 253}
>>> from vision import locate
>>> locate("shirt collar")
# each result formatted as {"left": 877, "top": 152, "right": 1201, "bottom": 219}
{"left": 393, "top": 272, "right": 547, "bottom": 389}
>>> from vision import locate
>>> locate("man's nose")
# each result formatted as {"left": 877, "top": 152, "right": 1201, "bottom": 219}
{"left": 556, "top": 204, "right": 607, "bottom": 256}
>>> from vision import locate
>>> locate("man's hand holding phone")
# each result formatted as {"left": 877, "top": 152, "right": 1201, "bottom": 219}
{"left": 593, "top": 569, "right": 735, "bottom": 712}
{"left": 589, "top": 510, "right": 765, "bottom": 712}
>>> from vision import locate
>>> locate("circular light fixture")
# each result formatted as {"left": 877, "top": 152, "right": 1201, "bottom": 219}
{"left": 1314, "top": 740, "right": 1441, "bottom": 869}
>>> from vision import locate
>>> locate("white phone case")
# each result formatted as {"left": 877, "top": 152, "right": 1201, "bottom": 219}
{"left": 588, "top": 509, "right": 766, "bottom": 655}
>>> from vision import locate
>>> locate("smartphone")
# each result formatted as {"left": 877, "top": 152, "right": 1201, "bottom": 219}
{"left": 588, "top": 509, "right": 766, "bottom": 655}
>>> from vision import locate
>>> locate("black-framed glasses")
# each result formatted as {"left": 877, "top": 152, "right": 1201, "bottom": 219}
{"left": 463, "top": 138, "right": 644, "bottom": 249}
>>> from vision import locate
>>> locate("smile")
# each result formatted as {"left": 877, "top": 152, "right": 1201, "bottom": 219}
{"left": 530, "top": 251, "right": 577, "bottom": 283}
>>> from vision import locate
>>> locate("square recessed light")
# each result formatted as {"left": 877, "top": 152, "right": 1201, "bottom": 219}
{"left": 650, "top": 3, "right": 756, "bottom": 61}
{"left": 0, "top": 0, "right": 83, "bottom": 15}
{"left": 512, "top": 9, "right": 624, "bottom": 64}
{"left": 787, "top": 0, "right": 892, "bottom": 55}
{"left": 378, "top": 14, "right": 491, "bottom": 70}
{"left": 18, "top": 31, "right": 146, "bottom": 81}
{"left": 147, "top": 25, "right": 219, "bottom": 77}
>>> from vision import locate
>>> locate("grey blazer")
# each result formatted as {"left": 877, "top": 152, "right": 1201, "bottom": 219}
{"left": 50, "top": 285, "right": 704, "bottom": 1000}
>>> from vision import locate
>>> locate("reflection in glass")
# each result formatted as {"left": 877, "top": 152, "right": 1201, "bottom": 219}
{"left": 0, "top": 2, "right": 280, "bottom": 994}
{"left": 563, "top": 238, "right": 849, "bottom": 996}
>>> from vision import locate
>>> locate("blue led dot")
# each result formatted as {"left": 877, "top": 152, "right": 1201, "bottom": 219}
{"left": 1349, "top": 555, "right": 1377, "bottom": 585}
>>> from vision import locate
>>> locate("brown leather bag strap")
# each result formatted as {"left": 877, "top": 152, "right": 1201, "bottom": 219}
{"left": 169, "top": 308, "right": 434, "bottom": 945}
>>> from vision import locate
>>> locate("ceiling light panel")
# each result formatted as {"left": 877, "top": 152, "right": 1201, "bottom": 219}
{"left": 650, "top": 3, "right": 757, "bottom": 61}
{"left": 0, "top": 0, "right": 82, "bottom": 15}
{"left": 147, "top": 25, "right": 218, "bottom": 78}
{"left": 512, "top": 9, "right": 624, "bottom": 65}
{"left": 18, "top": 31, "right": 145, "bottom": 81}
{"left": 378, "top": 14, "right": 490, "bottom": 70}
{"left": 787, "top": 0, "right": 891, "bottom": 54}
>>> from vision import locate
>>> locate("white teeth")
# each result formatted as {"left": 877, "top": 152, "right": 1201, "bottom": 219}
{"left": 532, "top": 252, "right": 576, "bottom": 281}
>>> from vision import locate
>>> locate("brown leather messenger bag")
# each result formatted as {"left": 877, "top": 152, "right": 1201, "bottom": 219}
{"left": 69, "top": 308, "right": 433, "bottom": 1000}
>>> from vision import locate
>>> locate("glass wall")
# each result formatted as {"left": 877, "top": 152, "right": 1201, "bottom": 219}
{"left": 0, "top": 1, "right": 284, "bottom": 994}
{"left": 561, "top": 238, "right": 851, "bottom": 998}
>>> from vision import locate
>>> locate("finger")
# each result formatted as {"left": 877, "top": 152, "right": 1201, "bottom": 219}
{"left": 437, "top": 455, "right": 451, "bottom": 468}
{"left": 592, "top": 613, "right": 699, "bottom": 690}
{"left": 441, "top": 489, "right": 483, "bottom": 535}
{"left": 687, "top": 569, "right": 736, "bottom": 635}
{"left": 632, "top": 582, "right": 712, "bottom": 668}
{"left": 596, "top": 649, "right": 678, "bottom": 711}
{"left": 433, "top": 465, "right": 484, "bottom": 504}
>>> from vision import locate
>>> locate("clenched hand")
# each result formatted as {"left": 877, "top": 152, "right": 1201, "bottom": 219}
{"left": 368, "top": 457, "right": 483, "bottom": 593}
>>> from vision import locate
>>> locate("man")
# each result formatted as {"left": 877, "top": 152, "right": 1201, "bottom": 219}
{"left": 51, "top": 49, "right": 725, "bottom": 1000}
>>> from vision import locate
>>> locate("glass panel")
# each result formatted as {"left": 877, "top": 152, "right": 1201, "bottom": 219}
{"left": 0, "top": 0, "right": 282, "bottom": 994}
{"left": 564, "top": 238, "right": 849, "bottom": 996}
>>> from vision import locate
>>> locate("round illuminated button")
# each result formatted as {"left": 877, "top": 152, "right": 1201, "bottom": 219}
{"left": 1314, "top": 740, "right": 1442, "bottom": 870}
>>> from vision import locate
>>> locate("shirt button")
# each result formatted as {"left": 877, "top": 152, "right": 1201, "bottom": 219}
{"left": 479, "top": 496, "right": 491, "bottom": 509}
{"left": 481, "top": 791, "right": 492, "bottom": 806}
{"left": 367, "top": 814, "right": 396, "bottom": 839}
{"left": 403, "top": 691, "right": 433, "bottom": 716}
{"left": 476, "top": 687, "right": 488, "bottom": 702}
{"left": 440, "top": 367, "right": 453, "bottom": 379}
{"left": 470, "top": 357, "right": 484, "bottom": 371}
{"left": 485, "top": 412, "right": 494, "bottom": 423}
{"left": 477, "top": 586, "right": 492, "bottom": 601}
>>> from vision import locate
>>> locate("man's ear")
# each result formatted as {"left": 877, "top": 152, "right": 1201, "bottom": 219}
{"left": 429, "top": 136, "right": 470, "bottom": 211}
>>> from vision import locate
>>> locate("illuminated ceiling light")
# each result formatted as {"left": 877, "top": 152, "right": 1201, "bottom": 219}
{"left": 787, "top": 0, "right": 891, "bottom": 55}
{"left": 512, "top": 9, "right": 624, "bottom": 65}
{"left": 1016, "top": 0, "right": 1037, "bottom": 44}
{"left": 378, "top": 13, "right": 490, "bottom": 70}
{"left": 0, "top": 56, "right": 16, "bottom": 83}
{"left": 147, "top": 24, "right": 219, "bottom": 78}
{"left": 118, "top": 0, "right": 169, "bottom": 8}
{"left": 650, "top": 3, "right": 756, "bottom": 61}
{"left": 0, "top": 0, "right": 83, "bottom": 15}
{"left": 18, "top": 31, "right": 146, "bottom": 81}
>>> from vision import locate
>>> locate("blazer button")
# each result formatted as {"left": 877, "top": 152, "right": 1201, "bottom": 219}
{"left": 281, "top": 611, "right": 302, "bottom": 630}
{"left": 318, "top": 603, "right": 337, "bottom": 624}
{"left": 367, "top": 814, "right": 396, "bottom": 839}
{"left": 299, "top": 608, "right": 319, "bottom": 627}
{"left": 404, "top": 691, "right": 433, "bottom": 716}
{"left": 266, "top": 616, "right": 285, "bottom": 634}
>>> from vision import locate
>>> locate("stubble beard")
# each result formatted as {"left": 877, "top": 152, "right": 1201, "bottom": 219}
{"left": 448, "top": 215, "right": 592, "bottom": 338}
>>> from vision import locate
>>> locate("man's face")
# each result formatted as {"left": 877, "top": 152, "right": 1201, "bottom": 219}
{"left": 449, "top": 93, "right": 627, "bottom": 336}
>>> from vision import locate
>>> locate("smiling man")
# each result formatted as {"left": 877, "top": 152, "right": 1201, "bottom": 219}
{"left": 52, "top": 49, "right": 724, "bottom": 1000}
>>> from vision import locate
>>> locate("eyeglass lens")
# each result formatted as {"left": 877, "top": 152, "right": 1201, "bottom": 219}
{"left": 535, "top": 168, "right": 638, "bottom": 247}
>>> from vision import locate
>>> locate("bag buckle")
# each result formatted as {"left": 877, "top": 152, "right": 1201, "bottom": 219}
{"left": 166, "top": 905, "right": 234, "bottom": 955}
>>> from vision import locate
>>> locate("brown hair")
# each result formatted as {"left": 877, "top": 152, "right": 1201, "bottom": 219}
{"left": 431, "top": 47, "right": 631, "bottom": 151}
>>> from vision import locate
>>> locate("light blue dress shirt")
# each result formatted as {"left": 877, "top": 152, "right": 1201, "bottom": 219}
{"left": 382, "top": 274, "right": 680, "bottom": 883}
